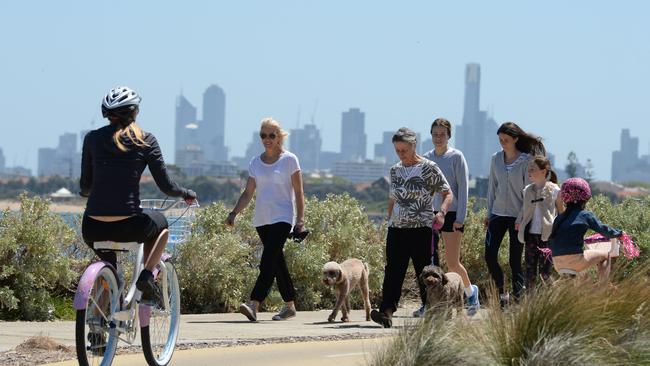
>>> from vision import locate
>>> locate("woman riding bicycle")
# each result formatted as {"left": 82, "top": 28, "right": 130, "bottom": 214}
{"left": 80, "top": 86, "right": 196, "bottom": 304}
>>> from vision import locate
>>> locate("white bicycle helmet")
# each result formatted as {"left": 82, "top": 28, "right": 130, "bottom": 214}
{"left": 102, "top": 86, "right": 141, "bottom": 117}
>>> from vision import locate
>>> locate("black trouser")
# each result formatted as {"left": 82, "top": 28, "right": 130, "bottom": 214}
{"left": 250, "top": 222, "right": 296, "bottom": 303}
{"left": 524, "top": 229, "right": 553, "bottom": 289}
{"left": 484, "top": 215, "right": 524, "bottom": 297}
{"left": 380, "top": 227, "right": 432, "bottom": 313}
{"left": 82, "top": 211, "right": 169, "bottom": 269}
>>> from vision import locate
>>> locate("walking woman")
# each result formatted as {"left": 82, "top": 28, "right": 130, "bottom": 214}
{"left": 226, "top": 117, "right": 306, "bottom": 322}
{"left": 422, "top": 118, "right": 480, "bottom": 316}
{"left": 485, "top": 122, "right": 545, "bottom": 306}
{"left": 370, "top": 127, "right": 452, "bottom": 328}
{"left": 81, "top": 86, "right": 196, "bottom": 304}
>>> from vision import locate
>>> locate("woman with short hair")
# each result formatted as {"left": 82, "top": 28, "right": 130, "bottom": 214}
{"left": 370, "top": 127, "right": 453, "bottom": 328}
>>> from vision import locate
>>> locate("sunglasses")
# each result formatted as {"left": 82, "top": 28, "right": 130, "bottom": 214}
{"left": 259, "top": 133, "right": 277, "bottom": 140}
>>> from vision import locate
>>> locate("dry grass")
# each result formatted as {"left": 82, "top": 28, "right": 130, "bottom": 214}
{"left": 371, "top": 264, "right": 650, "bottom": 366}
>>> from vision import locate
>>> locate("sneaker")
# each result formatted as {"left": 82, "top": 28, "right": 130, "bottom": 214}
{"left": 465, "top": 284, "right": 480, "bottom": 316}
{"left": 136, "top": 278, "right": 163, "bottom": 307}
{"left": 499, "top": 294, "right": 510, "bottom": 309}
{"left": 239, "top": 301, "right": 257, "bottom": 322}
{"left": 412, "top": 304, "right": 426, "bottom": 318}
{"left": 370, "top": 309, "right": 392, "bottom": 328}
{"left": 272, "top": 305, "right": 296, "bottom": 321}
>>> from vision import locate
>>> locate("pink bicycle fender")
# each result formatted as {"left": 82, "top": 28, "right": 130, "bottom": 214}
{"left": 139, "top": 304, "right": 153, "bottom": 327}
{"left": 73, "top": 261, "right": 115, "bottom": 310}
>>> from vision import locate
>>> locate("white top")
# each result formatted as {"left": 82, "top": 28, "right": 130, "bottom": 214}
{"left": 248, "top": 151, "right": 301, "bottom": 227}
{"left": 529, "top": 184, "right": 560, "bottom": 234}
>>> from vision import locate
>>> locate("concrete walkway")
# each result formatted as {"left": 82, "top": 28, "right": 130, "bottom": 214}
{"left": 0, "top": 309, "right": 415, "bottom": 352}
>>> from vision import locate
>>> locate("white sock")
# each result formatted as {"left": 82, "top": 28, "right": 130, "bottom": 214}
{"left": 500, "top": 293, "right": 509, "bottom": 301}
{"left": 464, "top": 286, "right": 473, "bottom": 297}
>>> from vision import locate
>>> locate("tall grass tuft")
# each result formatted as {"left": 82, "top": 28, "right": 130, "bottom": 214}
{"left": 370, "top": 263, "right": 650, "bottom": 366}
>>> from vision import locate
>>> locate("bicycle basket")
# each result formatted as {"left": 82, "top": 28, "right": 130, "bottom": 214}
{"left": 139, "top": 199, "right": 197, "bottom": 250}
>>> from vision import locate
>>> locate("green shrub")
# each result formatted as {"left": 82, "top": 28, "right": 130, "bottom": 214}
{"left": 0, "top": 194, "right": 77, "bottom": 320}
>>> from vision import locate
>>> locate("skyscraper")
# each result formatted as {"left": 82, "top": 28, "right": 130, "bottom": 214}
{"left": 37, "top": 132, "right": 81, "bottom": 178}
{"left": 175, "top": 94, "right": 198, "bottom": 165}
{"left": 340, "top": 108, "right": 366, "bottom": 161}
{"left": 456, "top": 64, "right": 499, "bottom": 178}
{"left": 201, "top": 84, "right": 228, "bottom": 162}
{"left": 0, "top": 147, "right": 5, "bottom": 174}
{"left": 374, "top": 131, "right": 397, "bottom": 164}
{"left": 611, "top": 128, "right": 649, "bottom": 183}
{"left": 290, "top": 124, "right": 322, "bottom": 172}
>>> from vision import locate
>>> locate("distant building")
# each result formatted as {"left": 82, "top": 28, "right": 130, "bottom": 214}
{"left": 455, "top": 63, "right": 500, "bottom": 178}
{"left": 611, "top": 129, "right": 650, "bottom": 183}
{"left": 175, "top": 94, "right": 198, "bottom": 165}
{"left": 290, "top": 124, "right": 322, "bottom": 172}
{"left": 0, "top": 147, "right": 5, "bottom": 173}
{"left": 3, "top": 165, "right": 31, "bottom": 178}
{"left": 37, "top": 132, "right": 81, "bottom": 178}
{"left": 201, "top": 85, "right": 228, "bottom": 162}
{"left": 331, "top": 160, "right": 390, "bottom": 184}
{"left": 340, "top": 108, "right": 367, "bottom": 161}
{"left": 374, "top": 131, "right": 395, "bottom": 163}
{"left": 232, "top": 132, "right": 263, "bottom": 171}
{"left": 318, "top": 151, "right": 341, "bottom": 171}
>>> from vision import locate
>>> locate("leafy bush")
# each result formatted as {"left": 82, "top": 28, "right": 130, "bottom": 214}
{"left": 0, "top": 194, "right": 77, "bottom": 320}
{"left": 175, "top": 193, "right": 387, "bottom": 312}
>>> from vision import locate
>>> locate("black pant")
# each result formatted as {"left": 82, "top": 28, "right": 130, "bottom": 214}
{"left": 380, "top": 227, "right": 432, "bottom": 313}
{"left": 82, "top": 211, "right": 168, "bottom": 269}
{"left": 250, "top": 222, "right": 296, "bottom": 303}
{"left": 484, "top": 215, "right": 524, "bottom": 297}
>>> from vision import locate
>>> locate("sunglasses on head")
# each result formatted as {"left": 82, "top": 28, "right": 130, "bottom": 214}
{"left": 260, "top": 133, "right": 277, "bottom": 140}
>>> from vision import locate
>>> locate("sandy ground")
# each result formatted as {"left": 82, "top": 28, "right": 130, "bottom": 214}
{"left": 0, "top": 199, "right": 85, "bottom": 213}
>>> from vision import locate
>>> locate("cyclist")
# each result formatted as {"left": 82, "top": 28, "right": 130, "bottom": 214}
{"left": 80, "top": 86, "right": 196, "bottom": 304}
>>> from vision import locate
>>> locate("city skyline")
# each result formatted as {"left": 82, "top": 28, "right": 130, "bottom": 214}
{"left": 1, "top": 2, "right": 649, "bottom": 180}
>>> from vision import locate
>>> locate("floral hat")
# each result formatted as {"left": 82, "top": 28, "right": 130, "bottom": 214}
{"left": 560, "top": 177, "right": 592, "bottom": 204}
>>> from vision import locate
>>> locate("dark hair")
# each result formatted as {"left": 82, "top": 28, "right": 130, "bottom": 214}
{"left": 531, "top": 155, "right": 558, "bottom": 184}
{"left": 549, "top": 201, "right": 586, "bottom": 239}
{"left": 497, "top": 122, "right": 546, "bottom": 156}
{"left": 392, "top": 127, "right": 417, "bottom": 146}
{"left": 430, "top": 118, "right": 452, "bottom": 138}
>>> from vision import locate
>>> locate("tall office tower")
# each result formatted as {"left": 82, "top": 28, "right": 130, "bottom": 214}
{"left": 175, "top": 94, "right": 198, "bottom": 164}
{"left": 58, "top": 133, "right": 77, "bottom": 157}
{"left": 0, "top": 147, "right": 5, "bottom": 173}
{"left": 201, "top": 84, "right": 228, "bottom": 162}
{"left": 374, "top": 131, "right": 396, "bottom": 163}
{"left": 290, "top": 124, "right": 322, "bottom": 172}
{"left": 456, "top": 63, "right": 499, "bottom": 178}
{"left": 37, "top": 132, "right": 81, "bottom": 178}
{"left": 340, "top": 108, "right": 366, "bottom": 161}
{"left": 611, "top": 128, "right": 640, "bottom": 182}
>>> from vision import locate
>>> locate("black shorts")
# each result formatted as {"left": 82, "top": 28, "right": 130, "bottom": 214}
{"left": 82, "top": 210, "right": 169, "bottom": 248}
{"left": 434, "top": 211, "right": 464, "bottom": 233}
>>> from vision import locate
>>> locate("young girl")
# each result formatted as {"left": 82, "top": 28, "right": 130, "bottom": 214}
{"left": 549, "top": 178, "right": 624, "bottom": 282}
{"left": 516, "top": 156, "right": 564, "bottom": 289}
{"left": 485, "top": 122, "right": 545, "bottom": 306}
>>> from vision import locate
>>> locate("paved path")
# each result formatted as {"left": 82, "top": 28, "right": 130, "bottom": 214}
{"left": 46, "top": 338, "right": 387, "bottom": 366}
{"left": 1, "top": 309, "right": 413, "bottom": 352}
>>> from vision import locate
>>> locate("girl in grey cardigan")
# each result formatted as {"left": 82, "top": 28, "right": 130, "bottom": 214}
{"left": 485, "top": 122, "right": 545, "bottom": 306}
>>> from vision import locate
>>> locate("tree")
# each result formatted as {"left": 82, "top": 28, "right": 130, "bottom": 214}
{"left": 565, "top": 151, "right": 579, "bottom": 178}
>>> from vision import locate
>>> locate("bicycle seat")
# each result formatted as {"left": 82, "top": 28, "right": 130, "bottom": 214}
{"left": 94, "top": 241, "right": 141, "bottom": 251}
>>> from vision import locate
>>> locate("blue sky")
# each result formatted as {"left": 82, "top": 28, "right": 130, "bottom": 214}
{"left": 0, "top": 1, "right": 648, "bottom": 180}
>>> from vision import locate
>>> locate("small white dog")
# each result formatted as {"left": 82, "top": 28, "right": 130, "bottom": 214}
{"left": 322, "top": 259, "right": 371, "bottom": 322}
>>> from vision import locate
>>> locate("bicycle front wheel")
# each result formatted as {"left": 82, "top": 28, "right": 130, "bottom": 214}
{"left": 75, "top": 266, "right": 120, "bottom": 366}
{"left": 141, "top": 261, "right": 181, "bottom": 366}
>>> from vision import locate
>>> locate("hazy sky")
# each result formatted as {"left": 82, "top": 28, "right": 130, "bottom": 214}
{"left": 1, "top": 1, "right": 648, "bottom": 180}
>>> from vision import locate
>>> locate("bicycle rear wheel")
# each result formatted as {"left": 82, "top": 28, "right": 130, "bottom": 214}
{"left": 141, "top": 261, "right": 181, "bottom": 366}
{"left": 75, "top": 266, "right": 119, "bottom": 366}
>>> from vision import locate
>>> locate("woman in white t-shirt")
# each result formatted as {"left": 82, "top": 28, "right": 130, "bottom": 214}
{"left": 516, "top": 155, "right": 564, "bottom": 289}
{"left": 225, "top": 117, "right": 306, "bottom": 322}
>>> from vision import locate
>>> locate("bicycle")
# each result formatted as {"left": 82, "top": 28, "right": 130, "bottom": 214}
{"left": 73, "top": 199, "right": 198, "bottom": 366}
